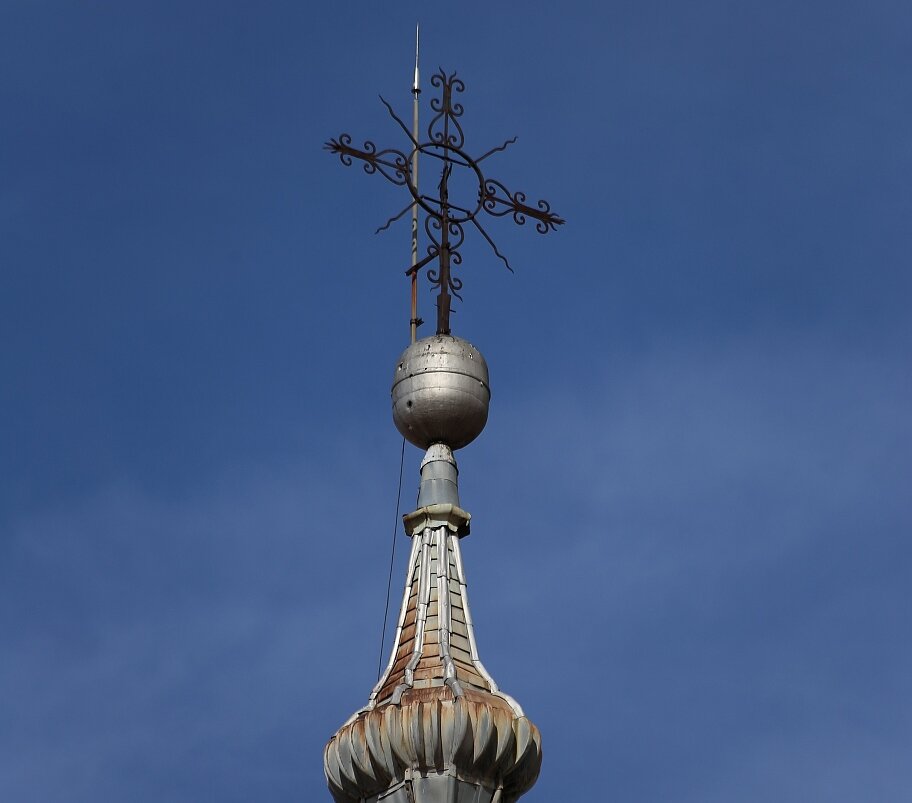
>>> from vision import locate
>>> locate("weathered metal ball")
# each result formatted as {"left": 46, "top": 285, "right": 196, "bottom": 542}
{"left": 391, "top": 335, "right": 490, "bottom": 451}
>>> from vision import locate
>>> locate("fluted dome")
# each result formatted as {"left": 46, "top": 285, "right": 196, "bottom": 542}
{"left": 325, "top": 688, "right": 541, "bottom": 803}
{"left": 324, "top": 448, "right": 541, "bottom": 803}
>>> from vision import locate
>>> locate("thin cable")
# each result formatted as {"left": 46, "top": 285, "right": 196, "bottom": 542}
{"left": 378, "top": 436, "right": 406, "bottom": 680}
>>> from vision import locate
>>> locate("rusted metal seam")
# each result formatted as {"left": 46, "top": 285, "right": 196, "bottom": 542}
{"left": 369, "top": 533, "right": 422, "bottom": 707}
{"left": 437, "top": 526, "right": 464, "bottom": 699}
{"left": 410, "top": 528, "right": 434, "bottom": 682}
{"left": 392, "top": 526, "right": 432, "bottom": 704}
{"left": 450, "top": 533, "right": 525, "bottom": 717}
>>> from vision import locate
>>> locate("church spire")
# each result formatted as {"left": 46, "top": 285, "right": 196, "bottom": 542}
{"left": 324, "top": 54, "right": 561, "bottom": 803}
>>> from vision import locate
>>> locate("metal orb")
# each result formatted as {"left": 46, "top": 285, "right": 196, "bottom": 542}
{"left": 391, "top": 335, "right": 490, "bottom": 451}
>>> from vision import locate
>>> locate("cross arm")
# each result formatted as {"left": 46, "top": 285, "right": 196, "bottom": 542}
{"left": 325, "top": 134, "right": 412, "bottom": 187}
{"left": 481, "top": 178, "right": 565, "bottom": 233}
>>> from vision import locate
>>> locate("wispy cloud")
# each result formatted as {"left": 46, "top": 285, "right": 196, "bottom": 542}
{"left": 455, "top": 332, "right": 911, "bottom": 801}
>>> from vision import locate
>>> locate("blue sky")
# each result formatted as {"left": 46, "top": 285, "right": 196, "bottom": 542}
{"left": 1, "top": 1, "right": 910, "bottom": 801}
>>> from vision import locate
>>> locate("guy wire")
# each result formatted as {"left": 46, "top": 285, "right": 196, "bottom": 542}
{"left": 379, "top": 26, "right": 420, "bottom": 681}
{"left": 378, "top": 435, "right": 406, "bottom": 680}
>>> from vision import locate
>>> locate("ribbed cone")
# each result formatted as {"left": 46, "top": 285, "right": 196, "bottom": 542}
{"left": 324, "top": 452, "right": 541, "bottom": 802}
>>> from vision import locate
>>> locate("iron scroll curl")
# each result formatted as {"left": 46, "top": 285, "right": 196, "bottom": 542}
{"left": 325, "top": 68, "right": 564, "bottom": 334}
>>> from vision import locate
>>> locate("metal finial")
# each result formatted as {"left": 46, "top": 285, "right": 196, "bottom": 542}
{"left": 326, "top": 68, "right": 564, "bottom": 336}
{"left": 412, "top": 23, "right": 420, "bottom": 97}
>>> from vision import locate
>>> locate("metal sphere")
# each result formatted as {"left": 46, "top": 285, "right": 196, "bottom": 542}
{"left": 391, "top": 335, "right": 490, "bottom": 451}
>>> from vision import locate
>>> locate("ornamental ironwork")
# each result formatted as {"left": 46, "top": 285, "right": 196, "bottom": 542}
{"left": 326, "top": 69, "right": 564, "bottom": 335}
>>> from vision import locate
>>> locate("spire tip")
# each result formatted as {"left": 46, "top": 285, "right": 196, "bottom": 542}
{"left": 413, "top": 23, "right": 420, "bottom": 96}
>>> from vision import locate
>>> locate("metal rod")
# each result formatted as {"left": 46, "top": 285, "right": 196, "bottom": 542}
{"left": 437, "top": 73, "right": 452, "bottom": 335}
{"left": 409, "top": 23, "right": 421, "bottom": 344}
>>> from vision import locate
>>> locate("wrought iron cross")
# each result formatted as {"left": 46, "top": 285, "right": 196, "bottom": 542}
{"left": 326, "top": 69, "right": 564, "bottom": 335}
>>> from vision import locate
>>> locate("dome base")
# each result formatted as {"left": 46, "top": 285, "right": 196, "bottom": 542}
{"left": 324, "top": 690, "right": 541, "bottom": 803}
{"left": 342, "top": 773, "right": 499, "bottom": 803}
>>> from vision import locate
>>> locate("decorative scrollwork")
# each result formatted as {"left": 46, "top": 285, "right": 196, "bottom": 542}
{"left": 448, "top": 220, "right": 465, "bottom": 253}
{"left": 482, "top": 179, "right": 564, "bottom": 233}
{"left": 324, "top": 136, "right": 410, "bottom": 186}
{"left": 428, "top": 69, "right": 466, "bottom": 150}
{"left": 424, "top": 216, "right": 464, "bottom": 301}
{"left": 326, "top": 68, "right": 563, "bottom": 335}
{"left": 428, "top": 256, "right": 464, "bottom": 301}
{"left": 449, "top": 273, "right": 463, "bottom": 301}
{"left": 425, "top": 213, "right": 443, "bottom": 250}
